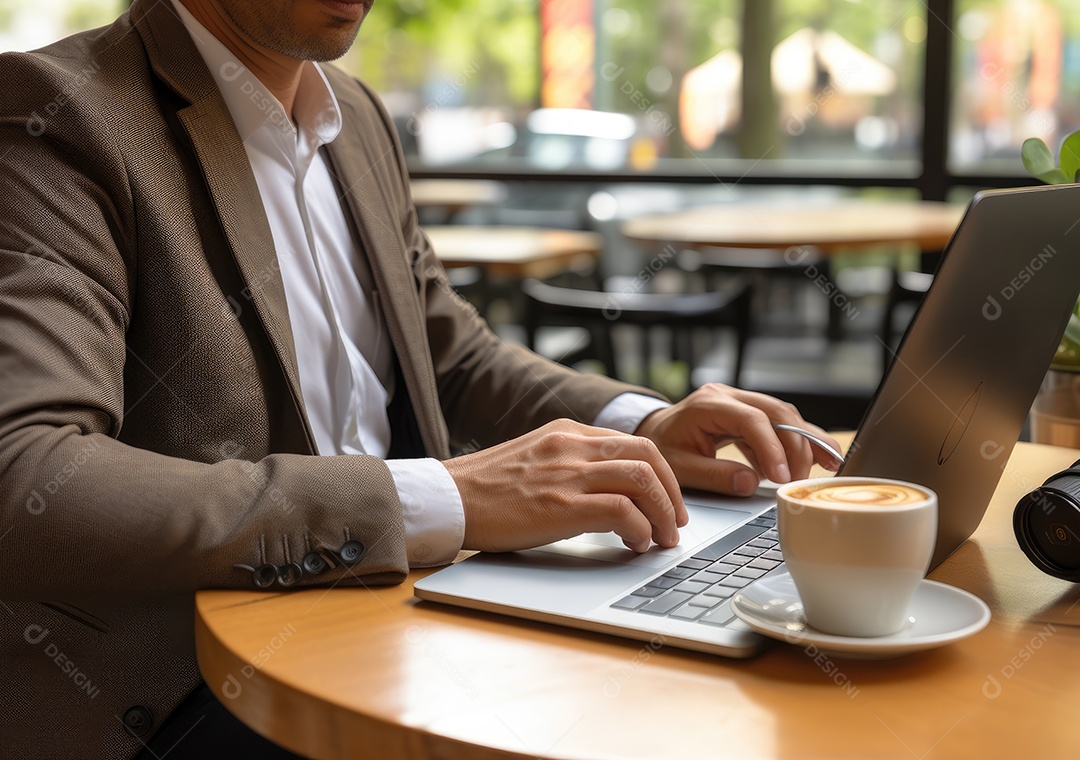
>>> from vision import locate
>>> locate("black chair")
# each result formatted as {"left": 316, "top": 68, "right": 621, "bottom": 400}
{"left": 521, "top": 278, "right": 754, "bottom": 395}
{"left": 880, "top": 269, "right": 933, "bottom": 369}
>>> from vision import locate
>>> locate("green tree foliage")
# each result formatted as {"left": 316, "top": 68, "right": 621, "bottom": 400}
{"left": 343, "top": 0, "right": 539, "bottom": 107}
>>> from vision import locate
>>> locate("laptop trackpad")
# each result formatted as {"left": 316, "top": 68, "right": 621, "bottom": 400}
{"left": 528, "top": 505, "right": 753, "bottom": 568}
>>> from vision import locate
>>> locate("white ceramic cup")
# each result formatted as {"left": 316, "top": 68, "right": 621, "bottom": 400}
{"left": 777, "top": 477, "right": 937, "bottom": 638}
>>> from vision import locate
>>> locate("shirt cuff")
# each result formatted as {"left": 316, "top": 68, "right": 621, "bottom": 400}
{"left": 386, "top": 458, "right": 465, "bottom": 568}
{"left": 592, "top": 393, "right": 672, "bottom": 434}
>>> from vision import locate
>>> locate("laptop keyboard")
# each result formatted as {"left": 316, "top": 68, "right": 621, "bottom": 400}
{"left": 610, "top": 509, "right": 782, "bottom": 628}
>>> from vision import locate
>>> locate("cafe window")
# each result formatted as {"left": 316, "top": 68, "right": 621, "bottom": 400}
{"left": 346, "top": 0, "right": 927, "bottom": 175}
{"left": 950, "top": 0, "right": 1080, "bottom": 177}
{"left": 6, "top": 0, "right": 1079, "bottom": 188}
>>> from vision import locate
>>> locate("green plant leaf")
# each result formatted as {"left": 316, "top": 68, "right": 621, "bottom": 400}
{"left": 1061, "top": 131, "right": 1080, "bottom": 185}
{"left": 1065, "top": 312, "right": 1080, "bottom": 345}
{"left": 1021, "top": 138, "right": 1068, "bottom": 184}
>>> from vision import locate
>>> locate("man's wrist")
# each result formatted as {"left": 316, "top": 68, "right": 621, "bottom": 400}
{"left": 385, "top": 458, "right": 465, "bottom": 567}
{"left": 592, "top": 393, "right": 671, "bottom": 435}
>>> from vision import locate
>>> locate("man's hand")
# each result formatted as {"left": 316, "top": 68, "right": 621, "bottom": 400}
{"left": 444, "top": 419, "right": 688, "bottom": 554}
{"left": 634, "top": 383, "right": 841, "bottom": 496}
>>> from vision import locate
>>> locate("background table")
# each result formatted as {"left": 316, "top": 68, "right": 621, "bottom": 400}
{"left": 196, "top": 438, "right": 1080, "bottom": 759}
{"left": 410, "top": 179, "right": 506, "bottom": 220}
{"left": 620, "top": 201, "right": 964, "bottom": 253}
{"left": 427, "top": 225, "right": 601, "bottom": 281}
{"left": 623, "top": 200, "right": 964, "bottom": 345}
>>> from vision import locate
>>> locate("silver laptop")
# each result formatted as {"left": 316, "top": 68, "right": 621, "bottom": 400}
{"left": 415, "top": 185, "right": 1080, "bottom": 657}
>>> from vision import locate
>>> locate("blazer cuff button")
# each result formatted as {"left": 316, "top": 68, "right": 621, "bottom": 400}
{"left": 302, "top": 552, "right": 328, "bottom": 575}
{"left": 277, "top": 563, "right": 303, "bottom": 587}
{"left": 339, "top": 541, "right": 366, "bottom": 564}
{"left": 253, "top": 564, "right": 278, "bottom": 588}
{"left": 122, "top": 706, "right": 153, "bottom": 738}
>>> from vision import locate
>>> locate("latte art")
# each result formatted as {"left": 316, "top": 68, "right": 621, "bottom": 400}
{"left": 787, "top": 482, "right": 926, "bottom": 507}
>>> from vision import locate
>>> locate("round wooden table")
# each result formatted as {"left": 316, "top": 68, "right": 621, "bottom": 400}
{"left": 196, "top": 438, "right": 1080, "bottom": 759}
{"left": 620, "top": 201, "right": 964, "bottom": 254}
{"left": 410, "top": 180, "right": 507, "bottom": 215}
{"left": 427, "top": 225, "right": 602, "bottom": 281}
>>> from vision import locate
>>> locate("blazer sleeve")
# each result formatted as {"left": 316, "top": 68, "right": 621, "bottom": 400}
{"left": 0, "top": 53, "right": 408, "bottom": 599}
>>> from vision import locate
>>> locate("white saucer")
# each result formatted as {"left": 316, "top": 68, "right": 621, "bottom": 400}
{"left": 731, "top": 571, "right": 991, "bottom": 659}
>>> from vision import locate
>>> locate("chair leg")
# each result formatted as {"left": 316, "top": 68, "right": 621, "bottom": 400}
{"left": 640, "top": 327, "right": 651, "bottom": 389}
{"left": 733, "top": 286, "right": 753, "bottom": 388}
{"left": 523, "top": 304, "right": 539, "bottom": 353}
{"left": 587, "top": 323, "right": 618, "bottom": 378}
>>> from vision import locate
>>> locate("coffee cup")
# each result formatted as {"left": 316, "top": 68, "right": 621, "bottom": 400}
{"left": 777, "top": 477, "right": 937, "bottom": 638}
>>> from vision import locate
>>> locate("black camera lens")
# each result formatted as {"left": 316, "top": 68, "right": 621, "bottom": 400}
{"left": 1014, "top": 460, "right": 1080, "bottom": 581}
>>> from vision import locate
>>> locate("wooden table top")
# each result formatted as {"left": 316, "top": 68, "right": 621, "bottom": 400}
{"left": 426, "top": 225, "right": 602, "bottom": 280}
{"left": 195, "top": 438, "right": 1080, "bottom": 759}
{"left": 410, "top": 179, "right": 506, "bottom": 211}
{"left": 621, "top": 200, "right": 965, "bottom": 253}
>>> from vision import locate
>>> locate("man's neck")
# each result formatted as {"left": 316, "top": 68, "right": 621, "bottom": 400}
{"left": 179, "top": 0, "right": 303, "bottom": 118}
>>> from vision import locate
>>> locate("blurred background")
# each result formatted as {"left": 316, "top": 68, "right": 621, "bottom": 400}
{"left": 5, "top": 0, "right": 1071, "bottom": 185}
{"left": 5, "top": 0, "right": 1076, "bottom": 430}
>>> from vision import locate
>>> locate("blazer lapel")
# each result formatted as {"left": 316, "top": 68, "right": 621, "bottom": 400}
{"left": 322, "top": 116, "right": 450, "bottom": 458}
{"left": 131, "top": 0, "right": 316, "bottom": 452}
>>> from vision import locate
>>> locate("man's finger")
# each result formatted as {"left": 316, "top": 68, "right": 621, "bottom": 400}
{"left": 571, "top": 492, "right": 654, "bottom": 553}
{"left": 608, "top": 435, "right": 687, "bottom": 527}
{"left": 582, "top": 460, "right": 680, "bottom": 546}
{"left": 669, "top": 452, "right": 761, "bottom": 497}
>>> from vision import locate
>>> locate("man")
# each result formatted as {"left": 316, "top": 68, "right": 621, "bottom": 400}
{"left": 0, "top": 0, "right": 838, "bottom": 757}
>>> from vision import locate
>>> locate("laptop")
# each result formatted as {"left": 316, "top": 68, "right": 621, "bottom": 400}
{"left": 415, "top": 185, "right": 1080, "bottom": 657}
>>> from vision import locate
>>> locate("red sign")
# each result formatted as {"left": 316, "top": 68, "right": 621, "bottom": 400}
{"left": 540, "top": 0, "right": 594, "bottom": 109}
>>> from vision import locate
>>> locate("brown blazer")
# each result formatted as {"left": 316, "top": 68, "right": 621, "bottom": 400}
{"left": 0, "top": 1, "right": 649, "bottom": 756}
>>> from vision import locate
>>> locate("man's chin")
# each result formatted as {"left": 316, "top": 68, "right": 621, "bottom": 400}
{"left": 283, "top": 26, "right": 364, "bottom": 62}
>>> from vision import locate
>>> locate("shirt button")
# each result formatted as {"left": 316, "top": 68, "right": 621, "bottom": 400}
{"left": 302, "top": 552, "right": 328, "bottom": 575}
{"left": 339, "top": 541, "right": 366, "bottom": 564}
{"left": 253, "top": 564, "right": 278, "bottom": 588}
{"left": 122, "top": 706, "right": 153, "bottom": 738}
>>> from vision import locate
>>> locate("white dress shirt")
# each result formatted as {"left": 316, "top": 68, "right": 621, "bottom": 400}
{"left": 174, "top": 1, "right": 669, "bottom": 566}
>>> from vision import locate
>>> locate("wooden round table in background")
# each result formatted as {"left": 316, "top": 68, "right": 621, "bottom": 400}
{"left": 410, "top": 179, "right": 507, "bottom": 216}
{"left": 196, "top": 438, "right": 1080, "bottom": 760}
{"left": 620, "top": 200, "right": 964, "bottom": 253}
{"left": 426, "top": 225, "right": 601, "bottom": 281}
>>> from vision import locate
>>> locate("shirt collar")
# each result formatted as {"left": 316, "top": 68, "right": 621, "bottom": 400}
{"left": 170, "top": 0, "right": 342, "bottom": 148}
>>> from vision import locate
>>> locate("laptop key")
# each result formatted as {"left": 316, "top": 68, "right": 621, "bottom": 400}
{"left": 705, "top": 562, "right": 740, "bottom": 576}
{"left": 668, "top": 603, "right": 708, "bottom": 621}
{"left": 733, "top": 566, "right": 768, "bottom": 579}
{"left": 611, "top": 595, "right": 651, "bottom": 610}
{"left": 686, "top": 594, "right": 725, "bottom": 608}
{"left": 720, "top": 552, "right": 752, "bottom": 566}
{"left": 689, "top": 524, "right": 770, "bottom": 562}
{"left": 732, "top": 545, "right": 768, "bottom": 557}
{"left": 662, "top": 566, "right": 697, "bottom": 580}
{"left": 747, "top": 538, "right": 773, "bottom": 549}
{"left": 649, "top": 576, "right": 682, "bottom": 590}
{"left": 640, "top": 591, "right": 694, "bottom": 615}
{"left": 674, "top": 579, "right": 711, "bottom": 595}
{"left": 691, "top": 570, "right": 725, "bottom": 584}
{"left": 762, "top": 549, "right": 784, "bottom": 561}
{"left": 748, "top": 557, "right": 782, "bottom": 571}
{"left": 677, "top": 558, "right": 712, "bottom": 571}
{"left": 718, "top": 575, "right": 754, "bottom": 588}
{"left": 698, "top": 601, "right": 735, "bottom": 627}
{"left": 702, "top": 584, "right": 736, "bottom": 598}
{"left": 630, "top": 586, "right": 666, "bottom": 598}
